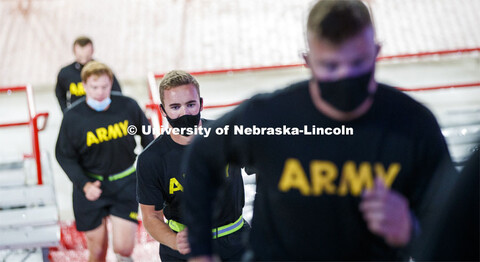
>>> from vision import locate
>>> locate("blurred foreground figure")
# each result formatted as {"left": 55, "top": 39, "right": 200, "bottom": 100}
{"left": 183, "top": 0, "right": 456, "bottom": 261}
{"left": 413, "top": 146, "right": 479, "bottom": 261}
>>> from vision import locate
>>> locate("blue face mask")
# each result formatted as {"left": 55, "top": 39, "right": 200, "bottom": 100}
{"left": 87, "top": 97, "right": 111, "bottom": 111}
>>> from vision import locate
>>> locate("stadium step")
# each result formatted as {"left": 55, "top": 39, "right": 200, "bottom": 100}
{"left": 0, "top": 158, "right": 60, "bottom": 254}
{"left": 0, "top": 184, "right": 56, "bottom": 208}
{"left": 0, "top": 225, "right": 60, "bottom": 249}
{"left": 0, "top": 206, "right": 58, "bottom": 229}
{"left": 0, "top": 160, "right": 26, "bottom": 187}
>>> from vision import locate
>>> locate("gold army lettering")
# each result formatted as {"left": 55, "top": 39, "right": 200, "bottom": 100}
{"left": 69, "top": 82, "right": 86, "bottom": 96}
{"left": 278, "top": 158, "right": 401, "bottom": 196}
{"left": 169, "top": 178, "right": 184, "bottom": 194}
{"left": 86, "top": 120, "right": 129, "bottom": 147}
{"left": 169, "top": 165, "right": 231, "bottom": 195}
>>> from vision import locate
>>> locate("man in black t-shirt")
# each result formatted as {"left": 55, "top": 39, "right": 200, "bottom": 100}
{"left": 55, "top": 36, "right": 122, "bottom": 113}
{"left": 136, "top": 70, "right": 250, "bottom": 261}
{"left": 183, "top": 1, "right": 456, "bottom": 261}
{"left": 56, "top": 61, "right": 153, "bottom": 262}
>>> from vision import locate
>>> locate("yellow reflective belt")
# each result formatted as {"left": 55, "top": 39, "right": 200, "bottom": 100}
{"left": 87, "top": 173, "right": 104, "bottom": 181}
{"left": 107, "top": 165, "right": 136, "bottom": 181}
{"left": 86, "top": 165, "right": 136, "bottom": 182}
{"left": 168, "top": 219, "right": 186, "bottom": 232}
{"left": 212, "top": 215, "right": 244, "bottom": 239}
{"left": 167, "top": 215, "right": 244, "bottom": 239}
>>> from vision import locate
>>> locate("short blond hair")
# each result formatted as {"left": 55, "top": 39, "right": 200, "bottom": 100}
{"left": 159, "top": 70, "right": 200, "bottom": 104}
{"left": 81, "top": 61, "right": 113, "bottom": 82}
{"left": 73, "top": 36, "right": 93, "bottom": 48}
{"left": 308, "top": 0, "right": 372, "bottom": 45}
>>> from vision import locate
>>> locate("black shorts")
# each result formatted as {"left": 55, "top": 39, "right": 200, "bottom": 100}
{"left": 73, "top": 172, "right": 139, "bottom": 232}
{"left": 159, "top": 220, "right": 251, "bottom": 262}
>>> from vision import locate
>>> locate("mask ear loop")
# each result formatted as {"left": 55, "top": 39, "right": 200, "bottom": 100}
{"left": 199, "top": 97, "right": 204, "bottom": 111}
{"left": 159, "top": 104, "right": 171, "bottom": 121}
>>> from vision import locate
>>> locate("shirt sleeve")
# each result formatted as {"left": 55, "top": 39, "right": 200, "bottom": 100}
{"left": 55, "top": 72, "right": 68, "bottom": 113}
{"left": 409, "top": 109, "right": 457, "bottom": 215}
{"left": 55, "top": 116, "right": 92, "bottom": 192}
{"left": 402, "top": 107, "right": 458, "bottom": 257}
{"left": 136, "top": 148, "right": 166, "bottom": 207}
{"left": 182, "top": 100, "right": 254, "bottom": 257}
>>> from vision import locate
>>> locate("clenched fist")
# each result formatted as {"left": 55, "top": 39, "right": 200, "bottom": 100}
{"left": 360, "top": 178, "right": 412, "bottom": 247}
{"left": 83, "top": 180, "right": 102, "bottom": 201}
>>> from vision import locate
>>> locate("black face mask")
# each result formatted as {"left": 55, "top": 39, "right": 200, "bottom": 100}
{"left": 160, "top": 105, "right": 201, "bottom": 136}
{"left": 317, "top": 70, "right": 374, "bottom": 112}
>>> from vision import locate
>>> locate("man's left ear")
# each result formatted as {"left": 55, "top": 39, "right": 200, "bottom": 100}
{"left": 199, "top": 97, "right": 204, "bottom": 111}
{"left": 159, "top": 104, "right": 167, "bottom": 117}
{"left": 302, "top": 52, "right": 311, "bottom": 69}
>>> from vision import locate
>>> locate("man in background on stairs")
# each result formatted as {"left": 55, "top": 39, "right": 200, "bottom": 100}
{"left": 55, "top": 36, "right": 122, "bottom": 113}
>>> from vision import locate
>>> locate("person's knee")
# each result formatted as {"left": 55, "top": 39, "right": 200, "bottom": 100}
{"left": 110, "top": 216, "right": 136, "bottom": 257}
{"left": 85, "top": 224, "right": 108, "bottom": 261}
{"left": 113, "top": 244, "right": 133, "bottom": 257}
{"left": 88, "top": 247, "right": 107, "bottom": 261}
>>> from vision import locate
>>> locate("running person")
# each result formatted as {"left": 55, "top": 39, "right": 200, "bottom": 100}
{"left": 55, "top": 36, "right": 122, "bottom": 113}
{"left": 136, "top": 70, "right": 250, "bottom": 261}
{"left": 56, "top": 61, "right": 153, "bottom": 261}
{"left": 183, "top": 0, "right": 456, "bottom": 260}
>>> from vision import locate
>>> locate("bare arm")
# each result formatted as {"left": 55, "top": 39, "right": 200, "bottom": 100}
{"left": 140, "top": 204, "right": 190, "bottom": 254}
{"left": 140, "top": 204, "right": 177, "bottom": 249}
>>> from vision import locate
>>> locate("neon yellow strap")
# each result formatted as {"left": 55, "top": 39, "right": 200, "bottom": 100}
{"left": 87, "top": 165, "right": 136, "bottom": 182}
{"left": 212, "top": 215, "right": 244, "bottom": 239}
{"left": 168, "top": 219, "right": 186, "bottom": 232}
{"left": 167, "top": 215, "right": 244, "bottom": 239}
{"left": 87, "top": 173, "right": 104, "bottom": 181}
{"left": 108, "top": 165, "right": 136, "bottom": 181}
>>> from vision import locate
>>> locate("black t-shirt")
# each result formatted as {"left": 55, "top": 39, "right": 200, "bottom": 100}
{"left": 55, "top": 61, "right": 122, "bottom": 112}
{"left": 183, "top": 80, "right": 455, "bottom": 260}
{"left": 136, "top": 120, "right": 245, "bottom": 226}
{"left": 55, "top": 93, "right": 153, "bottom": 191}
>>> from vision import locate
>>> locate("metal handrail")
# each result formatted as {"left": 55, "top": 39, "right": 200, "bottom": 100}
{"left": 0, "top": 85, "right": 49, "bottom": 185}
